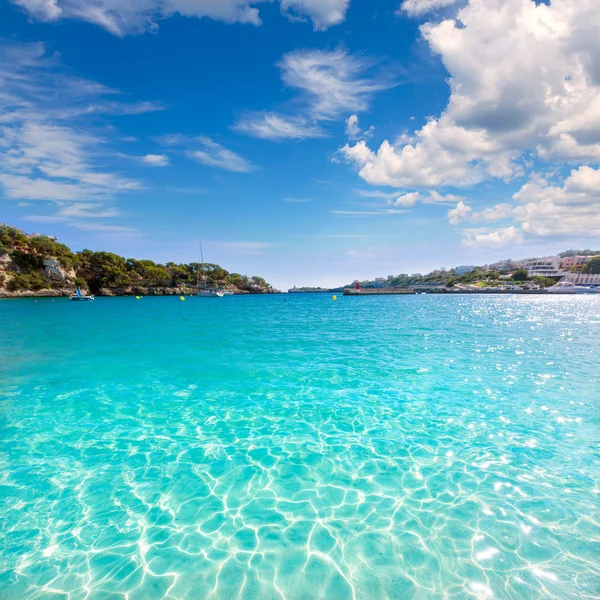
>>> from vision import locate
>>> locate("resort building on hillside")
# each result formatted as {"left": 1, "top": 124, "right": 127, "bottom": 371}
{"left": 559, "top": 256, "right": 588, "bottom": 270}
{"left": 525, "top": 257, "right": 564, "bottom": 278}
{"left": 488, "top": 260, "right": 526, "bottom": 272}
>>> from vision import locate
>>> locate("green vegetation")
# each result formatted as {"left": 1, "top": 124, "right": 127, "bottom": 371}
{"left": 511, "top": 269, "right": 529, "bottom": 281}
{"left": 6, "top": 273, "right": 47, "bottom": 291}
{"left": 582, "top": 256, "right": 600, "bottom": 274}
{"left": 0, "top": 225, "right": 272, "bottom": 294}
{"left": 386, "top": 268, "right": 502, "bottom": 288}
{"left": 558, "top": 249, "right": 600, "bottom": 258}
{"left": 533, "top": 276, "right": 557, "bottom": 288}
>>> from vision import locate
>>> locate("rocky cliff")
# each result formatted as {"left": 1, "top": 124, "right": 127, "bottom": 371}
{"left": 0, "top": 225, "right": 278, "bottom": 298}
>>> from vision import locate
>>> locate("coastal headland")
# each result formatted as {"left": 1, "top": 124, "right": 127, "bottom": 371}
{"left": 0, "top": 225, "right": 278, "bottom": 298}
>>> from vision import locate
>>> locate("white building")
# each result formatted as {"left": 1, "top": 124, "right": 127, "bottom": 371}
{"left": 525, "top": 257, "right": 564, "bottom": 278}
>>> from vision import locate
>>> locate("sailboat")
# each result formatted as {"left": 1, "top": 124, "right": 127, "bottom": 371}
{"left": 196, "top": 243, "right": 230, "bottom": 297}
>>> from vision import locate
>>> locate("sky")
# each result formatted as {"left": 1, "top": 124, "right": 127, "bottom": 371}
{"left": 1, "top": 0, "right": 599, "bottom": 290}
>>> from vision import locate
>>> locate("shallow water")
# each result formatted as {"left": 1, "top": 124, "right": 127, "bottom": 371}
{"left": 1, "top": 294, "right": 599, "bottom": 599}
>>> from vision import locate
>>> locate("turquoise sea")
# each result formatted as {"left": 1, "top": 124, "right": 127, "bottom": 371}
{"left": 1, "top": 294, "right": 599, "bottom": 599}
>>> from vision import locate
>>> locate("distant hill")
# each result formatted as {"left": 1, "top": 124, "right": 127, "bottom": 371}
{"left": 0, "top": 225, "right": 276, "bottom": 297}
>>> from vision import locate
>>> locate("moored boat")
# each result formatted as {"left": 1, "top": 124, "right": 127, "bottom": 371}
{"left": 547, "top": 281, "right": 576, "bottom": 294}
{"left": 70, "top": 288, "right": 95, "bottom": 301}
{"left": 196, "top": 243, "right": 231, "bottom": 297}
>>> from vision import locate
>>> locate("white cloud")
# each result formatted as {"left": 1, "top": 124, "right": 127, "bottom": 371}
{"left": 280, "top": 49, "right": 393, "bottom": 122}
{"left": 448, "top": 200, "right": 472, "bottom": 225}
{"left": 462, "top": 226, "right": 524, "bottom": 249}
{"left": 234, "top": 112, "right": 326, "bottom": 140}
{"left": 238, "top": 49, "right": 393, "bottom": 142}
{"left": 346, "top": 114, "right": 361, "bottom": 140}
{"left": 143, "top": 154, "right": 169, "bottom": 167}
{"left": 0, "top": 174, "right": 103, "bottom": 201}
{"left": 448, "top": 201, "right": 513, "bottom": 225}
{"left": 473, "top": 203, "right": 514, "bottom": 223}
{"left": 345, "top": 114, "right": 374, "bottom": 141}
{"left": 354, "top": 187, "right": 461, "bottom": 211}
{"left": 11, "top": 0, "right": 350, "bottom": 35}
{"left": 399, "top": 0, "right": 459, "bottom": 18}
{"left": 425, "top": 190, "right": 463, "bottom": 204}
{"left": 0, "top": 41, "right": 152, "bottom": 236}
{"left": 57, "top": 203, "right": 120, "bottom": 218}
{"left": 512, "top": 166, "right": 600, "bottom": 237}
{"left": 280, "top": 0, "right": 349, "bottom": 30}
{"left": 342, "top": 0, "right": 600, "bottom": 189}
{"left": 187, "top": 137, "right": 255, "bottom": 172}
{"left": 454, "top": 165, "right": 600, "bottom": 245}
{"left": 26, "top": 203, "right": 137, "bottom": 233}
{"left": 393, "top": 191, "right": 421, "bottom": 207}
{"left": 0, "top": 122, "right": 141, "bottom": 200}
{"left": 390, "top": 190, "right": 462, "bottom": 207}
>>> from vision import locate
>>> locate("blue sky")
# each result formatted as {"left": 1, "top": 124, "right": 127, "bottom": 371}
{"left": 1, "top": 0, "right": 599, "bottom": 289}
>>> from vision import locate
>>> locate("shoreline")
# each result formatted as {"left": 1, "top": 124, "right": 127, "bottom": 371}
{"left": 0, "top": 286, "right": 278, "bottom": 299}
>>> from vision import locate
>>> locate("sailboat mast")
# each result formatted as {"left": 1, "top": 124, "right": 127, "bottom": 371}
{"left": 200, "top": 241, "right": 205, "bottom": 287}
{"left": 196, "top": 242, "right": 203, "bottom": 290}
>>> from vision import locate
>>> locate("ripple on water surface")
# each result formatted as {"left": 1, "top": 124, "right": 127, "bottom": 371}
{"left": 0, "top": 295, "right": 599, "bottom": 599}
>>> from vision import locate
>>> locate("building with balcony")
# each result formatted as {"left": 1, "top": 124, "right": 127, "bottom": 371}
{"left": 559, "top": 256, "right": 588, "bottom": 270}
{"left": 525, "top": 257, "right": 564, "bottom": 278}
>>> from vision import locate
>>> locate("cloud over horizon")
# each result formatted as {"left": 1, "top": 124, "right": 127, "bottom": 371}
{"left": 11, "top": 0, "right": 350, "bottom": 35}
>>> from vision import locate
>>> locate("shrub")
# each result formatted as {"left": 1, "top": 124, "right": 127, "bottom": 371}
{"left": 511, "top": 269, "right": 529, "bottom": 281}
{"left": 11, "top": 251, "right": 44, "bottom": 273}
{"left": 7, "top": 273, "right": 47, "bottom": 291}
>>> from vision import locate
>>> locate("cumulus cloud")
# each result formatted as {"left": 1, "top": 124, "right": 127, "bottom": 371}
{"left": 11, "top": 0, "right": 350, "bottom": 35}
{"left": 345, "top": 114, "right": 374, "bottom": 141}
{"left": 341, "top": 0, "right": 600, "bottom": 189}
{"left": 393, "top": 191, "right": 421, "bottom": 207}
{"left": 448, "top": 201, "right": 513, "bottom": 225}
{"left": 233, "top": 112, "right": 326, "bottom": 141}
{"left": 462, "top": 226, "right": 524, "bottom": 249}
{"left": 512, "top": 166, "right": 600, "bottom": 237}
{"left": 454, "top": 165, "right": 600, "bottom": 245}
{"left": 448, "top": 201, "right": 472, "bottom": 225}
{"left": 280, "top": 0, "right": 349, "bottom": 30}
{"left": 345, "top": 115, "right": 361, "bottom": 140}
